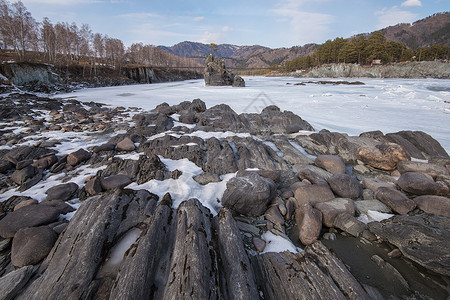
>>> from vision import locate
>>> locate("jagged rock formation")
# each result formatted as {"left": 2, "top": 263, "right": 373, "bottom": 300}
{"left": 0, "top": 62, "right": 202, "bottom": 93}
{"left": 204, "top": 54, "right": 245, "bottom": 87}
{"left": 0, "top": 93, "right": 449, "bottom": 299}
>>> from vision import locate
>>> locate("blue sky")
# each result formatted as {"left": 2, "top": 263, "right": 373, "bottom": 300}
{"left": 20, "top": 0, "right": 448, "bottom": 48}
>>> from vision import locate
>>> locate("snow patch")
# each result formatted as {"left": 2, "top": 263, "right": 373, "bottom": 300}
{"left": 261, "top": 231, "right": 301, "bottom": 254}
{"left": 127, "top": 156, "right": 236, "bottom": 215}
{"left": 357, "top": 210, "right": 394, "bottom": 224}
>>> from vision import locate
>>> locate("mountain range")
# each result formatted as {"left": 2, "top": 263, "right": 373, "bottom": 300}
{"left": 158, "top": 12, "right": 449, "bottom": 69}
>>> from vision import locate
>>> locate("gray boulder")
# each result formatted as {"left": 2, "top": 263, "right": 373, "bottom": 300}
{"left": 45, "top": 182, "right": 79, "bottom": 201}
{"left": 315, "top": 198, "right": 355, "bottom": 228}
{"left": 397, "top": 161, "right": 449, "bottom": 178}
{"left": 11, "top": 226, "right": 57, "bottom": 267}
{"left": 375, "top": 187, "right": 416, "bottom": 215}
{"left": 100, "top": 175, "right": 132, "bottom": 190}
{"left": 328, "top": 174, "right": 361, "bottom": 199}
{"left": 67, "top": 148, "right": 91, "bottom": 166}
{"left": 222, "top": 173, "right": 276, "bottom": 217}
{"left": 294, "top": 183, "right": 335, "bottom": 205}
{"left": 354, "top": 200, "right": 392, "bottom": 215}
{"left": 0, "top": 204, "right": 61, "bottom": 238}
{"left": 295, "top": 201, "right": 322, "bottom": 245}
{"left": 11, "top": 165, "right": 36, "bottom": 185}
{"left": 397, "top": 172, "right": 448, "bottom": 196}
{"left": 314, "top": 155, "right": 346, "bottom": 175}
{"left": 413, "top": 195, "right": 450, "bottom": 218}
{"left": 116, "top": 137, "right": 136, "bottom": 152}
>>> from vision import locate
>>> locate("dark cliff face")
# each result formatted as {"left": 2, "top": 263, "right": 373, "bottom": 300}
{"left": 0, "top": 62, "right": 202, "bottom": 93}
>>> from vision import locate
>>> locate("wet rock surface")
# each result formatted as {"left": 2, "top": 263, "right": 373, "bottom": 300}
{"left": 0, "top": 93, "right": 448, "bottom": 299}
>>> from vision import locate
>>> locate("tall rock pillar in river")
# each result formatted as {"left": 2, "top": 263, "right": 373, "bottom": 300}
{"left": 204, "top": 54, "right": 245, "bottom": 87}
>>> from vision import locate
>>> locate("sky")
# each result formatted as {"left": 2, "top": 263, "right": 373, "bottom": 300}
{"left": 20, "top": 0, "right": 449, "bottom": 48}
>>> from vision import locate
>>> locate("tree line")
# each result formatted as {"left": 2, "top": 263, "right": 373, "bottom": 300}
{"left": 282, "top": 31, "right": 449, "bottom": 72}
{"left": 0, "top": 0, "right": 201, "bottom": 71}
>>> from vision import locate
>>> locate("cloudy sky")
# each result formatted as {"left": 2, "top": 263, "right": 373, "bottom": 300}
{"left": 20, "top": 0, "right": 448, "bottom": 48}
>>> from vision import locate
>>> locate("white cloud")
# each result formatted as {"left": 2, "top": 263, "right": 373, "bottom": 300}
{"left": 119, "top": 12, "right": 163, "bottom": 19}
{"left": 196, "top": 31, "right": 224, "bottom": 44}
{"left": 193, "top": 16, "right": 205, "bottom": 22}
{"left": 273, "top": 1, "right": 333, "bottom": 45}
{"left": 222, "top": 26, "right": 233, "bottom": 32}
{"left": 375, "top": 6, "right": 418, "bottom": 28}
{"left": 401, "top": 0, "right": 422, "bottom": 7}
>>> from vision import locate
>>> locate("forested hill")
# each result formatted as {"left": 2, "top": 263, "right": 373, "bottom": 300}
{"left": 379, "top": 12, "right": 449, "bottom": 48}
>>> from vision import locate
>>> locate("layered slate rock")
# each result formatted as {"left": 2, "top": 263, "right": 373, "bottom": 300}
{"left": 315, "top": 198, "right": 355, "bottom": 227}
{"left": 67, "top": 148, "right": 91, "bottom": 166}
{"left": 109, "top": 200, "right": 174, "bottom": 299}
{"left": 222, "top": 172, "right": 276, "bottom": 216}
{"left": 368, "top": 214, "right": 450, "bottom": 276}
{"left": 16, "top": 189, "right": 158, "bottom": 300}
{"left": 251, "top": 241, "right": 370, "bottom": 300}
{"left": 204, "top": 54, "right": 245, "bottom": 87}
{"left": 162, "top": 199, "right": 218, "bottom": 299}
{"left": 397, "top": 161, "right": 449, "bottom": 178}
{"left": 0, "top": 266, "right": 34, "bottom": 300}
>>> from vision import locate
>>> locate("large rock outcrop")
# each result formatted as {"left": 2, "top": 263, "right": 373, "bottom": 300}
{"left": 204, "top": 54, "right": 245, "bottom": 87}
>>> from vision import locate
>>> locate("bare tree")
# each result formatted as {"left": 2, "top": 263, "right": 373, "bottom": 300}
{"left": 41, "top": 17, "right": 56, "bottom": 63}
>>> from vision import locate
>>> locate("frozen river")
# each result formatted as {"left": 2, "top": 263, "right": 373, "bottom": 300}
{"left": 56, "top": 76, "right": 450, "bottom": 153}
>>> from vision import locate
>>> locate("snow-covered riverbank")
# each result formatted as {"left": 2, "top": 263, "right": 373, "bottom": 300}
{"left": 56, "top": 77, "right": 450, "bottom": 152}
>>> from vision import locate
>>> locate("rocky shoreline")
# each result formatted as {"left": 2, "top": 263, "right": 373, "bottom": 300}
{"left": 272, "top": 61, "right": 450, "bottom": 79}
{"left": 0, "top": 91, "right": 449, "bottom": 299}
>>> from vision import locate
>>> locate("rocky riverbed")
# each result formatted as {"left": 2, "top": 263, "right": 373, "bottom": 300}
{"left": 0, "top": 91, "right": 449, "bottom": 299}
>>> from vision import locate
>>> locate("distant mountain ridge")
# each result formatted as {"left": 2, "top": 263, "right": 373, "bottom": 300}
{"left": 158, "top": 12, "right": 449, "bottom": 69}
{"left": 158, "top": 42, "right": 318, "bottom": 69}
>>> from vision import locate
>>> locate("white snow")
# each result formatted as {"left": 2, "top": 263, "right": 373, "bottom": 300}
{"left": 357, "top": 210, "right": 395, "bottom": 224}
{"left": 261, "top": 231, "right": 301, "bottom": 254}
{"left": 104, "top": 227, "right": 141, "bottom": 268}
{"left": 127, "top": 156, "right": 236, "bottom": 215}
{"left": 56, "top": 77, "right": 450, "bottom": 153}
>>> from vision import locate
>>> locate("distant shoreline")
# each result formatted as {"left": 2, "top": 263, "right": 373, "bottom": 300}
{"left": 268, "top": 61, "right": 450, "bottom": 79}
